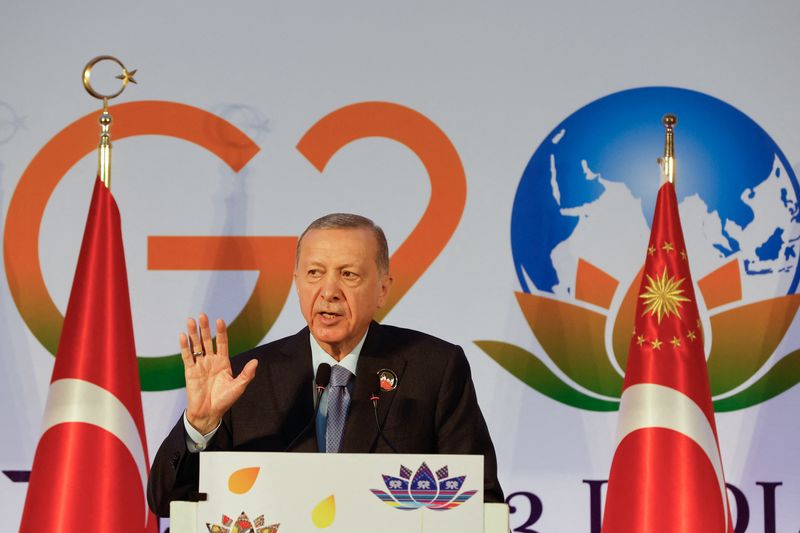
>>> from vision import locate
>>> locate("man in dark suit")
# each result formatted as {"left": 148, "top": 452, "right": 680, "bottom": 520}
{"left": 147, "top": 214, "right": 503, "bottom": 517}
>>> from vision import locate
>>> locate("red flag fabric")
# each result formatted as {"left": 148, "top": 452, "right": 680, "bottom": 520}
{"left": 602, "top": 181, "right": 732, "bottom": 532}
{"left": 21, "top": 178, "right": 157, "bottom": 531}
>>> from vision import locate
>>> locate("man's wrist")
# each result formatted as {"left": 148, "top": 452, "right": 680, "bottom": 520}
{"left": 186, "top": 413, "right": 220, "bottom": 436}
{"left": 183, "top": 411, "right": 221, "bottom": 452}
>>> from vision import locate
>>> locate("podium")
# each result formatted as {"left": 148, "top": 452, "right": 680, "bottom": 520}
{"left": 169, "top": 452, "right": 509, "bottom": 532}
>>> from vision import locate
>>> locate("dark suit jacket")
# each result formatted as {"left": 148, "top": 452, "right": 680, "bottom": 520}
{"left": 147, "top": 322, "right": 503, "bottom": 516}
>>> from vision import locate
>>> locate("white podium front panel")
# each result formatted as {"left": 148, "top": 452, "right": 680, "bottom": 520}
{"left": 198, "top": 452, "right": 484, "bottom": 532}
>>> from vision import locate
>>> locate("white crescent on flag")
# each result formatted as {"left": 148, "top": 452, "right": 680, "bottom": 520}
{"left": 40, "top": 378, "right": 149, "bottom": 526}
{"left": 616, "top": 383, "right": 729, "bottom": 530}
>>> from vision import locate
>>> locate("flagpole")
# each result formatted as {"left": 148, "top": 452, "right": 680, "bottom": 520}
{"left": 658, "top": 113, "right": 677, "bottom": 184}
{"left": 81, "top": 55, "right": 138, "bottom": 189}
{"left": 601, "top": 113, "right": 733, "bottom": 532}
{"left": 21, "top": 56, "right": 157, "bottom": 532}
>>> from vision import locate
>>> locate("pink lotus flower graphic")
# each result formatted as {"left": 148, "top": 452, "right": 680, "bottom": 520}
{"left": 370, "top": 463, "right": 477, "bottom": 511}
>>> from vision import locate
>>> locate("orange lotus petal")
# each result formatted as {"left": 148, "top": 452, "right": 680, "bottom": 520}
{"left": 228, "top": 467, "right": 260, "bottom": 494}
{"left": 516, "top": 292, "right": 623, "bottom": 397}
{"left": 698, "top": 259, "right": 742, "bottom": 310}
{"left": 708, "top": 294, "right": 800, "bottom": 395}
{"left": 575, "top": 258, "right": 619, "bottom": 310}
{"left": 312, "top": 494, "right": 336, "bottom": 528}
{"left": 611, "top": 267, "right": 644, "bottom": 371}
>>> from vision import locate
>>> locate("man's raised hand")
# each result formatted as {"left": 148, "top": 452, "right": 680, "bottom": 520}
{"left": 180, "top": 313, "right": 258, "bottom": 435}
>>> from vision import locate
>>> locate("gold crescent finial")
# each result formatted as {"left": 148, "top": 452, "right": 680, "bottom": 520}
{"left": 82, "top": 55, "right": 137, "bottom": 102}
{"left": 82, "top": 56, "right": 138, "bottom": 189}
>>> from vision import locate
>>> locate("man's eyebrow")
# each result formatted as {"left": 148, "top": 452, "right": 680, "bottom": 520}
{"left": 338, "top": 262, "right": 362, "bottom": 271}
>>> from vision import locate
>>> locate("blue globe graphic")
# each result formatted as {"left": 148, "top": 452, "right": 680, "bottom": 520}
{"left": 511, "top": 87, "right": 800, "bottom": 300}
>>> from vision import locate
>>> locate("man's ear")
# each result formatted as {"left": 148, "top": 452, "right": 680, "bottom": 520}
{"left": 377, "top": 274, "right": 393, "bottom": 308}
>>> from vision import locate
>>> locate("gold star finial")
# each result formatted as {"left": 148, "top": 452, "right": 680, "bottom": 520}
{"left": 116, "top": 68, "right": 138, "bottom": 86}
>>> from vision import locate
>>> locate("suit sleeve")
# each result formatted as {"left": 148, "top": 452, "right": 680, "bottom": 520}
{"left": 147, "top": 414, "right": 233, "bottom": 517}
{"left": 434, "top": 345, "right": 504, "bottom": 503}
{"left": 146, "top": 416, "right": 201, "bottom": 517}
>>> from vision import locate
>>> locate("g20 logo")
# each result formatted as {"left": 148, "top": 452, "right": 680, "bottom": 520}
{"left": 477, "top": 87, "right": 800, "bottom": 412}
{"left": 3, "top": 100, "right": 466, "bottom": 390}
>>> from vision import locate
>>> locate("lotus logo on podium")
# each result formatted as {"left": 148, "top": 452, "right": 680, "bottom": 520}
{"left": 370, "top": 462, "right": 477, "bottom": 511}
{"left": 207, "top": 511, "right": 279, "bottom": 533}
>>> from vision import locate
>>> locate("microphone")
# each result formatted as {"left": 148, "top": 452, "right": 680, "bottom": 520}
{"left": 284, "top": 363, "right": 331, "bottom": 452}
{"left": 371, "top": 370, "right": 398, "bottom": 453}
{"left": 315, "top": 363, "right": 332, "bottom": 396}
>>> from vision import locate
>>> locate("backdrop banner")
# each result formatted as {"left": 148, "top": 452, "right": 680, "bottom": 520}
{"left": 2, "top": 2, "right": 799, "bottom": 531}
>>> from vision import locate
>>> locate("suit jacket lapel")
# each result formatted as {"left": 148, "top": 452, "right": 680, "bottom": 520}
{"left": 342, "top": 322, "right": 406, "bottom": 453}
{"left": 271, "top": 327, "right": 317, "bottom": 452}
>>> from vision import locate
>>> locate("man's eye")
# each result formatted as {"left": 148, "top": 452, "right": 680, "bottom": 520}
{"left": 308, "top": 269, "right": 321, "bottom": 277}
{"left": 342, "top": 271, "right": 358, "bottom": 279}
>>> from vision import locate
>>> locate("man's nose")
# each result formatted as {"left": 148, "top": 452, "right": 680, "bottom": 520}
{"left": 319, "top": 276, "right": 342, "bottom": 300}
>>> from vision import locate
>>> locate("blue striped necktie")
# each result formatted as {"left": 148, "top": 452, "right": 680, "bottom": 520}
{"left": 326, "top": 365, "right": 353, "bottom": 453}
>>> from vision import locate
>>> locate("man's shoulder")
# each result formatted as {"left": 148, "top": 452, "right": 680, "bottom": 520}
{"left": 230, "top": 327, "right": 308, "bottom": 372}
{"left": 373, "top": 323, "right": 463, "bottom": 358}
{"left": 372, "top": 323, "right": 472, "bottom": 383}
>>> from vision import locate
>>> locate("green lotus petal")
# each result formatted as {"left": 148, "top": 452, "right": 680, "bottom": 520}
{"left": 475, "top": 340, "right": 620, "bottom": 412}
{"left": 515, "top": 293, "right": 624, "bottom": 397}
{"left": 713, "top": 348, "right": 800, "bottom": 412}
{"left": 707, "top": 295, "right": 800, "bottom": 396}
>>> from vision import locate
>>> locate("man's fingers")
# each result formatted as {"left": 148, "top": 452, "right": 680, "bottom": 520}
{"left": 186, "top": 317, "right": 203, "bottom": 356}
{"left": 215, "top": 318, "right": 228, "bottom": 357}
{"left": 236, "top": 359, "right": 259, "bottom": 385}
{"left": 198, "top": 313, "right": 215, "bottom": 357}
{"left": 178, "top": 332, "right": 195, "bottom": 368}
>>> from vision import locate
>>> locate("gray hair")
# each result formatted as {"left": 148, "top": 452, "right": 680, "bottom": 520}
{"left": 296, "top": 213, "right": 390, "bottom": 274}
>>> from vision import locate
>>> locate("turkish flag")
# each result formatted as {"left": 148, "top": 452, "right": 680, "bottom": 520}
{"left": 602, "top": 181, "right": 733, "bottom": 532}
{"left": 21, "top": 178, "right": 158, "bottom": 531}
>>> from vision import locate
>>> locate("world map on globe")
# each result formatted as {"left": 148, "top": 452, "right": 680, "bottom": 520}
{"left": 476, "top": 87, "right": 800, "bottom": 412}
{"left": 511, "top": 87, "right": 800, "bottom": 305}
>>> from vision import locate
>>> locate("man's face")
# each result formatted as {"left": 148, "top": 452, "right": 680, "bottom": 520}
{"left": 295, "top": 227, "right": 392, "bottom": 359}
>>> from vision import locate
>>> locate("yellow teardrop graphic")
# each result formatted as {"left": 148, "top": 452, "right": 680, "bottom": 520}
{"left": 228, "top": 467, "right": 260, "bottom": 494}
{"left": 311, "top": 494, "right": 336, "bottom": 528}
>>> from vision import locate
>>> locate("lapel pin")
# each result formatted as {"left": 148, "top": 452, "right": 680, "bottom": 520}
{"left": 377, "top": 369, "right": 398, "bottom": 392}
